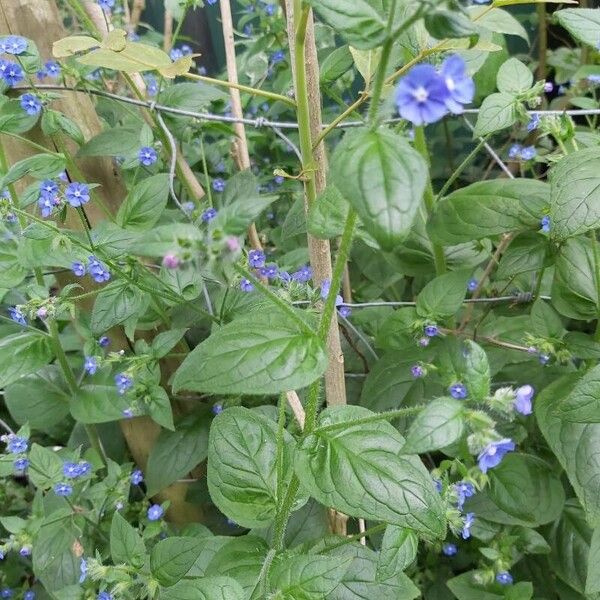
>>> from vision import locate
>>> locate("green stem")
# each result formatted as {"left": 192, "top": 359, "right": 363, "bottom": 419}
{"left": 199, "top": 133, "right": 213, "bottom": 207}
{"left": 275, "top": 393, "right": 286, "bottom": 510}
{"left": 272, "top": 475, "right": 300, "bottom": 551}
{"left": 315, "top": 405, "right": 425, "bottom": 434}
{"left": 64, "top": 0, "right": 100, "bottom": 36}
{"left": 414, "top": 126, "right": 446, "bottom": 275}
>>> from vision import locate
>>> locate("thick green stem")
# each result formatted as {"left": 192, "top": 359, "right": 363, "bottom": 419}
{"left": 315, "top": 405, "right": 425, "bottom": 434}
{"left": 414, "top": 126, "right": 446, "bottom": 275}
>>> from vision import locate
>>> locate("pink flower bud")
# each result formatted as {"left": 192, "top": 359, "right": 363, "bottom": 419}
{"left": 162, "top": 253, "right": 180, "bottom": 269}
{"left": 226, "top": 237, "right": 240, "bottom": 252}
{"left": 36, "top": 307, "right": 48, "bottom": 319}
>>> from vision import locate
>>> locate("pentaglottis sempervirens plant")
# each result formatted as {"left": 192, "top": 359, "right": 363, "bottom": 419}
{"left": 0, "top": 0, "right": 600, "bottom": 597}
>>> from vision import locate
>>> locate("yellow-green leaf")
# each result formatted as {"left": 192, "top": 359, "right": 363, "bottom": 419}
{"left": 52, "top": 35, "right": 98, "bottom": 58}
{"left": 158, "top": 55, "right": 194, "bottom": 78}
{"left": 103, "top": 29, "right": 127, "bottom": 52}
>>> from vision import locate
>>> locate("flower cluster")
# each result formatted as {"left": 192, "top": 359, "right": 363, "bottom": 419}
{"left": 395, "top": 55, "right": 474, "bottom": 125}
{"left": 38, "top": 179, "right": 91, "bottom": 218}
{"left": 71, "top": 256, "right": 111, "bottom": 284}
{"left": 0, "top": 36, "right": 28, "bottom": 87}
{"left": 2, "top": 434, "right": 29, "bottom": 474}
{"left": 508, "top": 144, "right": 536, "bottom": 161}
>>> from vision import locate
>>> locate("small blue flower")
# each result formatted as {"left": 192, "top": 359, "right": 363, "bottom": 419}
{"left": 274, "top": 175, "right": 284, "bottom": 185}
{"left": 540, "top": 215, "right": 551, "bottom": 233}
{"left": 99, "top": 335, "right": 111, "bottom": 348}
{"left": 260, "top": 264, "right": 279, "bottom": 279}
{"left": 544, "top": 81, "right": 554, "bottom": 93}
{"left": 207, "top": 0, "right": 218, "bottom": 4}
{"left": 338, "top": 306, "right": 352, "bottom": 318}
{"left": 1, "top": 36, "right": 27, "bottom": 55}
{"left": 6, "top": 435, "right": 28, "bottom": 454}
{"left": 240, "top": 278, "right": 254, "bottom": 292}
{"left": 88, "top": 255, "right": 110, "bottom": 283}
{"left": 496, "top": 571, "right": 513, "bottom": 585}
{"left": 169, "top": 48, "right": 183, "bottom": 61}
{"left": 587, "top": 75, "right": 600, "bottom": 84}
{"left": 508, "top": 144, "right": 522, "bottom": 160}
{"left": 45, "top": 60, "right": 61, "bottom": 77}
{"left": 138, "top": 146, "right": 158, "bottom": 166}
{"left": 8, "top": 307, "right": 26, "bottom": 327}
{"left": 263, "top": 2, "right": 275, "bottom": 15}
{"left": 144, "top": 74, "right": 158, "bottom": 97}
{"left": 1, "top": 60, "right": 24, "bottom": 87}
{"left": 461, "top": 512, "right": 475, "bottom": 539}
{"left": 270, "top": 50, "right": 285, "bottom": 64}
{"left": 147, "top": 504, "right": 164, "bottom": 521}
{"left": 201, "top": 207, "right": 217, "bottom": 222}
{"left": 424, "top": 323, "right": 438, "bottom": 337}
{"left": 539, "top": 353, "right": 550, "bottom": 365}
{"left": 79, "top": 559, "right": 88, "bottom": 583}
{"left": 212, "top": 178, "right": 226, "bottom": 192}
{"left": 442, "top": 543, "right": 457, "bottom": 556}
{"left": 97, "top": 0, "right": 115, "bottom": 10}
{"left": 411, "top": 365, "right": 424, "bottom": 378}
{"left": 24, "top": 592, "right": 35, "bottom": 600}
{"left": 514, "top": 384, "right": 534, "bottom": 415}
{"left": 467, "top": 278, "right": 478, "bottom": 292}
{"left": 395, "top": 63, "right": 450, "bottom": 126}
{"left": 131, "top": 469, "right": 144, "bottom": 485}
{"left": 449, "top": 382, "right": 468, "bottom": 400}
{"left": 54, "top": 482, "right": 73, "bottom": 497}
{"left": 13, "top": 458, "right": 29, "bottom": 472}
{"left": 0, "top": 589, "right": 12, "bottom": 599}
{"left": 212, "top": 404, "right": 223, "bottom": 415}
{"left": 181, "top": 44, "right": 192, "bottom": 55}
{"left": 65, "top": 182, "right": 90, "bottom": 207}
{"left": 122, "top": 408, "right": 134, "bottom": 418}
{"left": 292, "top": 265, "right": 312, "bottom": 283}
{"left": 454, "top": 481, "right": 475, "bottom": 510}
{"left": 198, "top": 65, "right": 207, "bottom": 75}
{"left": 527, "top": 114, "right": 540, "bottom": 132}
{"left": 78, "top": 461, "right": 92, "bottom": 476}
{"left": 115, "top": 373, "right": 133, "bottom": 395}
{"left": 19, "top": 545, "right": 31, "bottom": 557}
{"left": 63, "top": 462, "right": 82, "bottom": 478}
{"left": 433, "top": 478, "right": 443, "bottom": 493}
{"left": 520, "top": 146, "right": 536, "bottom": 161}
{"left": 20, "top": 94, "right": 42, "bottom": 116}
{"left": 478, "top": 439, "right": 515, "bottom": 473}
{"left": 440, "top": 54, "right": 474, "bottom": 115}
{"left": 72, "top": 261, "right": 86, "bottom": 277}
{"left": 182, "top": 201, "right": 195, "bottom": 215}
{"left": 248, "top": 249, "right": 266, "bottom": 268}
{"left": 97, "top": 593, "right": 113, "bottom": 600}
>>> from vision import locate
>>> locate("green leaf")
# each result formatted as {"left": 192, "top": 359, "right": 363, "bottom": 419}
{"left": 496, "top": 57, "right": 533, "bottom": 94}
{"left": 0, "top": 98, "right": 39, "bottom": 133}
{"left": 151, "top": 328, "right": 187, "bottom": 358}
{"left": 70, "top": 384, "right": 130, "bottom": 424}
{"left": 146, "top": 412, "right": 209, "bottom": 495}
{"left": 158, "top": 82, "right": 229, "bottom": 112}
{"left": 549, "top": 147, "right": 600, "bottom": 240}
{"left": 530, "top": 299, "right": 564, "bottom": 339}
{"left": 295, "top": 405, "right": 446, "bottom": 538}
{"left": 401, "top": 398, "right": 465, "bottom": 455}
{"left": 78, "top": 127, "right": 141, "bottom": 157}
{"left": 117, "top": 174, "right": 170, "bottom": 230}
{"left": 0, "top": 153, "right": 66, "bottom": 189}
{"left": 473, "top": 92, "right": 517, "bottom": 136}
{"left": 320, "top": 45, "right": 354, "bottom": 84}
{"left": 537, "top": 374, "right": 600, "bottom": 526}
{"left": 330, "top": 128, "right": 427, "bottom": 251}
{"left": 555, "top": 8, "right": 600, "bottom": 48}
{"left": 28, "top": 443, "right": 63, "bottom": 489}
{"left": 0, "top": 332, "right": 53, "bottom": 388}
{"left": 428, "top": 179, "right": 547, "bottom": 245}
{"left": 307, "top": 184, "right": 350, "bottom": 240}
{"left": 53, "top": 35, "right": 99, "bottom": 58}
{"left": 565, "top": 332, "right": 600, "bottom": 360}
{"left": 172, "top": 309, "right": 327, "bottom": 395}
{"left": 416, "top": 270, "right": 470, "bottom": 318}
{"left": 90, "top": 282, "right": 149, "bottom": 335}
{"left": 378, "top": 527, "right": 418, "bottom": 580}
{"left": 110, "top": 512, "right": 146, "bottom": 569}
{"left": 496, "top": 232, "right": 547, "bottom": 279}
{"left": 469, "top": 7, "right": 529, "bottom": 44}
{"left": 151, "top": 537, "right": 205, "bottom": 587}
{"left": 551, "top": 237, "right": 599, "bottom": 320}
{"left": 487, "top": 453, "right": 565, "bottom": 526}
{"left": 41, "top": 110, "right": 85, "bottom": 145}
{"left": 4, "top": 366, "right": 70, "bottom": 431}
{"left": 159, "top": 577, "right": 245, "bottom": 600}
{"left": 78, "top": 41, "right": 171, "bottom": 73}
{"left": 269, "top": 554, "right": 351, "bottom": 599}
{"left": 447, "top": 572, "right": 504, "bottom": 600}
{"left": 425, "top": 11, "right": 480, "bottom": 46}
{"left": 208, "top": 407, "right": 295, "bottom": 528}
{"left": 587, "top": 527, "right": 600, "bottom": 594}
{"left": 463, "top": 340, "right": 491, "bottom": 401}
{"left": 349, "top": 46, "right": 382, "bottom": 88}
{"left": 555, "top": 364, "right": 600, "bottom": 423}
{"left": 307, "top": 0, "right": 387, "bottom": 50}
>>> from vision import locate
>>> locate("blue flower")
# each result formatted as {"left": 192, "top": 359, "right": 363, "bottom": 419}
{"left": 520, "top": 146, "right": 536, "bottom": 161}
{"left": 496, "top": 571, "right": 513, "bottom": 585}
{"left": 440, "top": 55, "right": 474, "bottom": 114}
{"left": 65, "top": 182, "right": 90, "bottom": 207}
{"left": 147, "top": 504, "right": 164, "bottom": 521}
{"left": 478, "top": 439, "right": 515, "bottom": 473}
{"left": 433, "top": 478, "right": 443, "bottom": 493}
{"left": 78, "top": 461, "right": 92, "bottom": 476}
{"left": 514, "top": 384, "right": 534, "bottom": 415}
{"left": 248, "top": 249, "right": 266, "bottom": 268}
{"left": 461, "top": 512, "right": 475, "bottom": 539}
{"left": 212, "top": 403, "right": 223, "bottom": 415}
{"left": 442, "top": 543, "right": 457, "bottom": 556}
{"left": 274, "top": 175, "right": 284, "bottom": 185}
{"left": 212, "top": 178, "right": 226, "bottom": 192}
{"left": 263, "top": 2, "right": 276, "bottom": 15}
{"left": 169, "top": 48, "right": 183, "bottom": 61}
{"left": 88, "top": 255, "right": 110, "bottom": 283}
{"left": 6, "top": 435, "right": 28, "bottom": 454}
{"left": 0, "top": 589, "right": 13, "bottom": 599}
{"left": 20, "top": 94, "right": 42, "bottom": 116}
{"left": 198, "top": 65, "right": 207, "bottom": 75}
{"left": 19, "top": 546, "right": 31, "bottom": 557}
{"left": 1, "top": 36, "right": 27, "bottom": 55}
{"left": 260, "top": 264, "right": 279, "bottom": 279}
{"left": 424, "top": 323, "right": 438, "bottom": 337}
{"left": 8, "top": 307, "right": 26, "bottom": 327}
{"left": 115, "top": 373, "right": 133, "bottom": 395}
{"left": 40, "top": 179, "right": 59, "bottom": 198}
{"left": 454, "top": 481, "right": 475, "bottom": 510}
{"left": 508, "top": 144, "right": 522, "bottom": 160}
{"left": 338, "top": 306, "right": 352, "bottom": 318}
{"left": 138, "top": 146, "right": 158, "bottom": 166}
{"left": 97, "top": 0, "right": 115, "bottom": 10}
{"left": 24, "top": 592, "right": 35, "bottom": 600}
{"left": 207, "top": 0, "right": 218, "bottom": 4}
{"left": 1, "top": 60, "right": 24, "bottom": 87}
{"left": 527, "top": 114, "right": 540, "bottom": 132}
{"left": 79, "top": 558, "right": 88, "bottom": 583}
{"left": 182, "top": 201, "right": 195, "bottom": 215}
{"left": 271, "top": 50, "right": 285, "bottom": 64}
{"left": 449, "top": 383, "right": 468, "bottom": 400}
{"left": 131, "top": 469, "right": 144, "bottom": 485}
{"left": 467, "top": 278, "right": 478, "bottom": 292}
{"left": 540, "top": 215, "right": 551, "bottom": 233}
{"left": 544, "top": 81, "right": 554, "bottom": 93}
{"left": 54, "top": 482, "right": 73, "bottom": 497}
{"left": 63, "top": 462, "right": 82, "bottom": 478}
{"left": 13, "top": 458, "right": 29, "bottom": 472}
{"left": 240, "top": 278, "right": 254, "bottom": 292}
{"left": 292, "top": 265, "right": 312, "bottom": 283}
{"left": 45, "top": 61, "right": 61, "bottom": 77}
{"left": 181, "top": 44, "right": 192, "bottom": 55}
{"left": 72, "top": 261, "right": 86, "bottom": 277}
{"left": 97, "top": 593, "right": 113, "bottom": 600}
{"left": 99, "top": 335, "right": 111, "bottom": 348}
{"left": 395, "top": 64, "right": 450, "bottom": 126}
{"left": 144, "top": 74, "right": 158, "bottom": 97}
{"left": 411, "top": 365, "right": 424, "bottom": 378}
{"left": 201, "top": 207, "right": 217, "bottom": 222}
